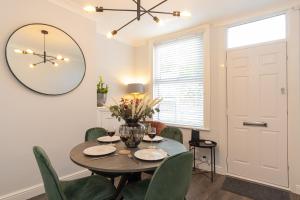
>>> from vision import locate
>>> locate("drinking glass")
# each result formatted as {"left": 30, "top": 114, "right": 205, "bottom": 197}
{"left": 107, "top": 127, "right": 116, "bottom": 145}
{"left": 148, "top": 127, "right": 157, "bottom": 149}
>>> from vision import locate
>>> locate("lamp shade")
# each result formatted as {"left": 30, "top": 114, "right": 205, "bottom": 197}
{"left": 127, "top": 83, "right": 145, "bottom": 94}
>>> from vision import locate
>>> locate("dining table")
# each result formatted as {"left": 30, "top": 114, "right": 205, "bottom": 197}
{"left": 69, "top": 137, "right": 187, "bottom": 197}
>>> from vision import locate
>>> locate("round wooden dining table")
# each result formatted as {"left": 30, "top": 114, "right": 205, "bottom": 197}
{"left": 70, "top": 138, "right": 186, "bottom": 173}
{"left": 70, "top": 138, "right": 187, "bottom": 198}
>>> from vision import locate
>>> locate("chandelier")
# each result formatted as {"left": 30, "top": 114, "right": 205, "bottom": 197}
{"left": 83, "top": 0, "right": 191, "bottom": 38}
{"left": 14, "top": 30, "right": 69, "bottom": 68}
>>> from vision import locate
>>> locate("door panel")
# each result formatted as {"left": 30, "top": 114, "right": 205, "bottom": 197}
{"left": 227, "top": 41, "right": 288, "bottom": 187}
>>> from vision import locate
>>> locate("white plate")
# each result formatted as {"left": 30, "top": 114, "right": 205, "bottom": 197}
{"left": 134, "top": 149, "right": 168, "bottom": 161}
{"left": 97, "top": 136, "right": 121, "bottom": 143}
{"left": 143, "top": 135, "right": 164, "bottom": 142}
{"left": 83, "top": 145, "right": 116, "bottom": 156}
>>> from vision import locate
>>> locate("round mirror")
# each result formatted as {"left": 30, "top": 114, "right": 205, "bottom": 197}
{"left": 5, "top": 24, "right": 86, "bottom": 95}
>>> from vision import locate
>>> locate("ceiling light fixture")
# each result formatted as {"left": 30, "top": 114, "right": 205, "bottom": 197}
{"left": 14, "top": 30, "right": 69, "bottom": 68}
{"left": 83, "top": 0, "right": 191, "bottom": 37}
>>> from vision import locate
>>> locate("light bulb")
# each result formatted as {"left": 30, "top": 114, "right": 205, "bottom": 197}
{"left": 158, "top": 20, "right": 165, "bottom": 26}
{"left": 26, "top": 49, "right": 34, "bottom": 54}
{"left": 56, "top": 55, "right": 63, "bottom": 60}
{"left": 106, "top": 32, "right": 113, "bottom": 39}
{"left": 64, "top": 58, "right": 70, "bottom": 62}
{"left": 83, "top": 5, "right": 96, "bottom": 12}
{"left": 54, "top": 63, "right": 59, "bottom": 67}
{"left": 14, "top": 49, "right": 23, "bottom": 54}
{"left": 29, "top": 64, "right": 35, "bottom": 68}
{"left": 106, "top": 30, "right": 117, "bottom": 39}
{"left": 180, "top": 11, "right": 192, "bottom": 17}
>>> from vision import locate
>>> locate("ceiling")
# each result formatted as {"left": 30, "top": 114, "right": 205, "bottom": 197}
{"left": 49, "top": 0, "right": 297, "bottom": 46}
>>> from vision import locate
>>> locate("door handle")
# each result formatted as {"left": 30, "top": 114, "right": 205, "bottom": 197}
{"left": 243, "top": 121, "right": 268, "bottom": 127}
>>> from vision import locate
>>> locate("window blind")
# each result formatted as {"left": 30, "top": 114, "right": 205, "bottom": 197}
{"left": 153, "top": 34, "right": 205, "bottom": 128}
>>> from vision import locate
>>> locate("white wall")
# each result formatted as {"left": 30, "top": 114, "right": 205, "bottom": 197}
{"left": 96, "top": 34, "right": 136, "bottom": 105}
{"left": 0, "top": 0, "right": 136, "bottom": 199}
{"left": 134, "top": 5, "right": 300, "bottom": 194}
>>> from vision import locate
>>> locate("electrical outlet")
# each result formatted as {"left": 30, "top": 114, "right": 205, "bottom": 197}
{"left": 201, "top": 156, "right": 207, "bottom": 162}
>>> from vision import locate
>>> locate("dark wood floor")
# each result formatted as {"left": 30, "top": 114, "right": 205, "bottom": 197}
{"left": 29, "top": 171, "right": 300, "bottom": 200}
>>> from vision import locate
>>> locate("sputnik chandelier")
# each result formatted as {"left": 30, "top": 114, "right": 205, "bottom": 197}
{"left": 83, "top": 0, "right": 191, "bottom": 38}
{"left": 14, "top": 30, "right": 69, "bottom": 68}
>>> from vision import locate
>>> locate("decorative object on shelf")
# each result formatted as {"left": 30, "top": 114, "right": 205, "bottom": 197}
{"left": 109, "top": 96, "right": 162, "bottom": 148}
{"left": 5, "top": 23, "right": 86, "bottom": 95}
{"left": 13, "top": 30, "right": 69, "bottom": 68}
{"left": 83, "top": 0, "right": 191, "bottom": 38}
{"left": 97, "top": 76, "right": 108, "bottom": 107}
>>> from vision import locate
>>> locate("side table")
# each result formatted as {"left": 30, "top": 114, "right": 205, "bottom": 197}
{"left": 189, "top": 139, "right": 217, "bottom": 182}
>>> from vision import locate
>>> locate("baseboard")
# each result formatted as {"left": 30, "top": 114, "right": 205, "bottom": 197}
{"left": 194, "top": 160, "right": 225, "bottom": 175}
{"left": 0, "top": 169, "right": 90, "bottom": 200}
{"left": 294, "top": 185, "right": 300, "bottom": 195}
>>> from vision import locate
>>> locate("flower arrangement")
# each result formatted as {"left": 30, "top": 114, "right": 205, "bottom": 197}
{"left": 109, "top": 96, "right": 162, "bottom": 123}
{"left": 97, "top": 76, "right": 108, "bottom": 94}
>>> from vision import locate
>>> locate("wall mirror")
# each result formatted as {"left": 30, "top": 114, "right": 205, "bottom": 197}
{"left": 5, "top": 24, "right": 86, "bottom": 95}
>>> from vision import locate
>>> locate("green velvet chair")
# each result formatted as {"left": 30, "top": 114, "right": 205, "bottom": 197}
{"left": 85, "top": 127, "right": 123, "bottom": 184}
{"left": 160, "top": 126, "right": 183, "bottom": 144}
{"left": 122, "top": 151, "right": 193, "bottom": 200}
{"left": 85, "top": 127, "right": 107, "bottom": 141}
{"left": 33, "top": 146, "right": 116, "bottom": 200}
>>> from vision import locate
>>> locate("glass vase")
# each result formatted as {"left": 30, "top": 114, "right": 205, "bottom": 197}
{"left": 119, "top": 120, "right": 145, "bottom": 148}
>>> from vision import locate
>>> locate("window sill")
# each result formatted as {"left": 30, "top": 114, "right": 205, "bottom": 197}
{"left": 163, "top": 123, "right": 210, "bottom": 132}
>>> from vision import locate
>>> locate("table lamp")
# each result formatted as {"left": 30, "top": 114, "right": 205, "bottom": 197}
{"left": 127, "top": 83, "right": 145, "bottom": 95}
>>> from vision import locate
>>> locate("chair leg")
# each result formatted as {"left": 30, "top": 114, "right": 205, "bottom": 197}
{"left": 111, "top": 177, "right": 115, "bottom": 185}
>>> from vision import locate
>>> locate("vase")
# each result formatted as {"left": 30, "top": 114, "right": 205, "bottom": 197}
{"left": 119, "top": 120, "right": 145, "bottom": 148}
{"left": 97, "top": 93, "right": 107, "bottom": 107}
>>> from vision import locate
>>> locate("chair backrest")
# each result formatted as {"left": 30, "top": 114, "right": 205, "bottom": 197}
{"left": 160, "top": 126, "right": 183, "bottom": 143}
{"left": 145, "top": 152, "right": 193, "bottom": 200}
{"left": 145, "top": 121, "right": 167, "bottom": 135}
{"left": 33, "top": 146, "right": 66, "bottom": 200}
{"left": 85, "top": 127, "right": 107, "bottom": 141}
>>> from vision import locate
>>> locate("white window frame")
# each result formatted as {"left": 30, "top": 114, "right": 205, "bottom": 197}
{"left": 226, "top": 12, "right": 287, "bottom": 49}
{"left": 149, "top": 25, "right": 211, "bottom": 130}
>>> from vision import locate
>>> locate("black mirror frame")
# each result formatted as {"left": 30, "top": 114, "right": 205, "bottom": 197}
{"left": 5, "top": 23, "right": 86, "bottom": 96}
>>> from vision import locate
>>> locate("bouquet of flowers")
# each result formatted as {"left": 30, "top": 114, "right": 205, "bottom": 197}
{"left": 109, "top": 95, "right": 162, "bottom": 123}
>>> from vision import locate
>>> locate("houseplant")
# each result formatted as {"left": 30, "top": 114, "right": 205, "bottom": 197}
{"left": 97, "top": 76, "right": 108, "bottom": 107}
{"left": 109, "top": 96, "right": 162, "bottom": 148}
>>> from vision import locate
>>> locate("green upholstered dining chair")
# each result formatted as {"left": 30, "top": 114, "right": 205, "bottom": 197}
{"left": 122, "top": 151, "right": 193, "bottom": 200}
{"left": 85, "top": 127, "right": 107, "bottom": 141}
{"left": 160, "top": 126, "right": 183, "bottom": 144}
{"left": 85, "top": 127, "right": 122, "bottom": 184}
{"left": 33, "top": 146, "right": 116, "bottom": 200}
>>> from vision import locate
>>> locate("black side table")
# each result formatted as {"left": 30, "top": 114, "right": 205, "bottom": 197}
{"left": 189, "top": 139, "right": 217, "bottom": 182}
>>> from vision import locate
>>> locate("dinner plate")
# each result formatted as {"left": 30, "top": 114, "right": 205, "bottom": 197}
{"left": 97, "top": 135, "right": 121, "bottom": 143}
{"left": 83, "top": 145, "right": 116, "bottom": 156}
{"left": 143, "top": 135, "right": 164, "bottom": 142}
{"left": 134, "top": 149, "right": 168, "bottom": 161}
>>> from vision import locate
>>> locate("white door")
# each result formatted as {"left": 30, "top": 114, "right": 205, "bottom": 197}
{"left": 227, "top": 41, "right": 288, "bottom": 187}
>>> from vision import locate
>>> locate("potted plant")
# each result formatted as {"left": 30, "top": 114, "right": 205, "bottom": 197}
{"left": 109, "top": 96, "right": 162, "bottom": 148}
{"left": 97, "top": 76, "right": 108, "bottom": 107}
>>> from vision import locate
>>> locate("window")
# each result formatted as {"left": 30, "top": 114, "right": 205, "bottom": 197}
{"left": 153, "top": 34, "right": 207, "bottom": 128}
{"left": 227, "top": 14, "right": 286, "bottom": 49}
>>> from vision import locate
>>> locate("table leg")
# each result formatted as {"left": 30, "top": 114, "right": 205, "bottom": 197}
{"left": 210, "top": 147, "right": 213, "bottom": 182}
{"left": 115, "top": 174, "right": 129, "bottom": 200}
{"left": 128, "top": 172, "right": 142, "bottom": 183}
{"left": 213, "top": 147, "right": 216, "bottom": 174}
{"left": 193, "top": 146, "right": 196, "bottom": 171}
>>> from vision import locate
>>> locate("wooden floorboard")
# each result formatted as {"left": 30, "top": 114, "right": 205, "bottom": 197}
{"left": 29, "top": 171, "right": 299, "bottom": 200}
